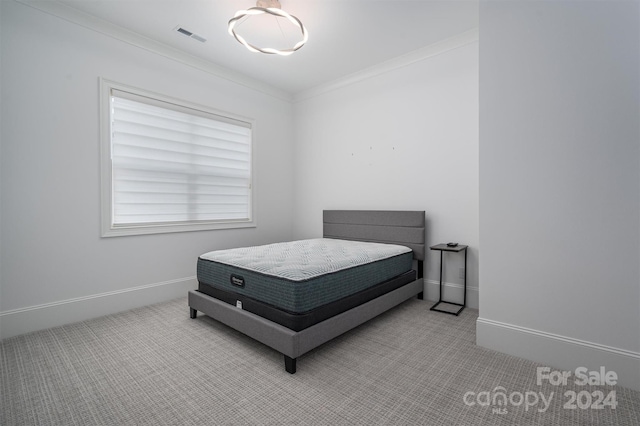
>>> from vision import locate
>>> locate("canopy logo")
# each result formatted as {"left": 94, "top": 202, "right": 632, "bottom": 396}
{"left": 463, "top": 388, "right": 553, "bottom": 414}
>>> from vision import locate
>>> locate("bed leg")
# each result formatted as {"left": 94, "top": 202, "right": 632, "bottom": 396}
{"left": 417, "top": 292, "right": 424, "bottom": 300}
{"left": 284, "top": 355, "right": 297, "bottom": 374}
{"left": 190, "top": 308, "right": 197, "bottom": 319}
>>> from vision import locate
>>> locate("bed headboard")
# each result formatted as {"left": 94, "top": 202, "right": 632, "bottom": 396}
{"left": 322, "top": 210, "right": 426, "bottom": 261}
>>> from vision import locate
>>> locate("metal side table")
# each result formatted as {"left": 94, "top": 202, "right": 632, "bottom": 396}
{"left": 430, "top": 243, "right": 468, "bottom": 316}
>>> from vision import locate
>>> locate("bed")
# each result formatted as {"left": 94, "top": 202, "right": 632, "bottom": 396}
{"left": 188, "top": 210, "right": 425, "bottom": 373}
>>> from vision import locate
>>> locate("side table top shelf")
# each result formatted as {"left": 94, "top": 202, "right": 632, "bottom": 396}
{"left": 430, "top": 243, "right": 468, "bottom": 252}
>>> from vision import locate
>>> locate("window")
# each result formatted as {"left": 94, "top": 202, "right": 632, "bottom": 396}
{"left": 100, "top": 79, "right": 255, "bottom": 237}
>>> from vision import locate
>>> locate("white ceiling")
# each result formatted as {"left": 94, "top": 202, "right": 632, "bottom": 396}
{"left": 49, "top": 0, "right": 479, "bottom": 96}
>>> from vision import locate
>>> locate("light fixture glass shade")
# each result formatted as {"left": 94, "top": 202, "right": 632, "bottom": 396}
{"left": 228, "top": 1, "right": 308, "bottom": 56}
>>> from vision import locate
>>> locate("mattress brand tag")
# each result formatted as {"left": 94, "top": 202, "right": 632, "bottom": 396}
{"left": 230, "top": 274, "right": 245, "bottom": 287}
{"left": 236, "top": 300, "right": 242, "bottom": 309}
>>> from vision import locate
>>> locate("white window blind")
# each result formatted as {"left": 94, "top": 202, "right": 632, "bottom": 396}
{"left": 102, "top": 82, "right": 254, "bottom": 236}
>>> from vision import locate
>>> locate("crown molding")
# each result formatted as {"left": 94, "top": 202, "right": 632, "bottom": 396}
{"left": 293, "top": 27, "right": 479, "bottom": 103}
{"left": 15, "top": 0, "right": 293, "bottom": 102}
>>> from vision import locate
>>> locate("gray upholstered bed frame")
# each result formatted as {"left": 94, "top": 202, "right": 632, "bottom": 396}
{"left": 188, "top": 210, "right": 425, "bottom": 374}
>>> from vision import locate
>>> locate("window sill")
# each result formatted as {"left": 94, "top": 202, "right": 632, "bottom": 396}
{"left": 101, "top": 220, "right": 256, "bottom": 237}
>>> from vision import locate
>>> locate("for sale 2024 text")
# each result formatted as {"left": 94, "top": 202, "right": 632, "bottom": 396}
{"left": 537, "top": 366, "right": 618, "bottom": 410}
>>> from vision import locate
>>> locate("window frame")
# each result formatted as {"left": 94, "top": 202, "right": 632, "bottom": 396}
{"left": 99, "top": 78, "right": 256, "bottom": 237}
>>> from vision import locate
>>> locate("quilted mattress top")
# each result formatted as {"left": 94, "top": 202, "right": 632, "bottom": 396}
{"left": 199, "top": 238, "right": 412, "bottom": 282}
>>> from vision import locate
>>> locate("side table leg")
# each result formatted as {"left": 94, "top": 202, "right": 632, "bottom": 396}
{"left": 439, "top": 250, "right": 443, "bottom": 302}
{"left": 463, "top": 248, "right": 467, "bottom": 308}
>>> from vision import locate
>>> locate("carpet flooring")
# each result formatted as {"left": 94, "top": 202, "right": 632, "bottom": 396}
{"left": 1, "top": 297, "right": 638, "bottom": 425}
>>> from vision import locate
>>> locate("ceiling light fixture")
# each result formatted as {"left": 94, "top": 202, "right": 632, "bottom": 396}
{"left": 228, "top": 0, "right": 308, "bottom": 56}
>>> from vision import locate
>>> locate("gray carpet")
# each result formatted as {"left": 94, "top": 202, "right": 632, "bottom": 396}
{"left": 1, "top": 297, "right": 638, "bottom": 425}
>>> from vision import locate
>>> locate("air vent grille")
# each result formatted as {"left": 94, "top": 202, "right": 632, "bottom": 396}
{"left": 174, "top": 26, "right": 206, "bottom": 43}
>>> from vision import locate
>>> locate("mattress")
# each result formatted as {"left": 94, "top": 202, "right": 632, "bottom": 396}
{"left": 198, "top": 270, "right": 416, "bottom": 331}
{"left": 197, "top": 238, "right": 414, "bottom": 314}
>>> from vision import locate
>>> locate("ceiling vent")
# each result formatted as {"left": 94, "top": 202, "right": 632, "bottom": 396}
{"left": 174, "top": 26, "right": 207, "bottom": 43}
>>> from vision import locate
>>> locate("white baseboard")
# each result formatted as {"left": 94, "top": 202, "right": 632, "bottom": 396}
{"left": 476, "top": 317, "right": 640, "bottom": 391}
{"left": 424, "top": 279, "right": 479, "bottom": 310}
{"left": 0, "top": 277, "right": 197, "bottom": 340}
{"left": 1, "top": 277, "right": 476, "bottom": 340}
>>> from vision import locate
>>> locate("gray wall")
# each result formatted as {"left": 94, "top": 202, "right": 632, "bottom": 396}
{"left": 0, "top": 1, "right": 295, "bottom": 338}
{"left": 292, "top": 39, "right": 479, "bottom": 307}
{"left": 478, "top": 1, "right": 640, "bottom": 390}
